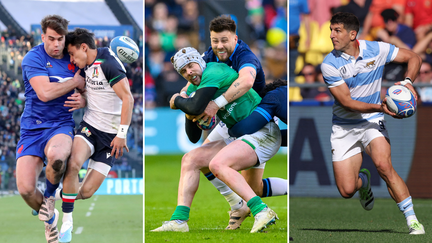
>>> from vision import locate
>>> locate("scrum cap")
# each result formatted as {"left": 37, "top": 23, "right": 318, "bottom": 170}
{"left": 171, "top": 47, "right": 206, "bottom": 74}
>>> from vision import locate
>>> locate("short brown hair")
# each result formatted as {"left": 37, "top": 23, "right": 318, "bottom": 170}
{"left": 41, "top": 15, "right": 69, "bottom": 35}
{"left": 209, "top": 15, "right": 236, "bottom": 33}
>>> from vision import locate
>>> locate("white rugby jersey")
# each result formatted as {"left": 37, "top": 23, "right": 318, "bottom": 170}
{"left": 82, "top": 47, "right": 127, "bottom": 134}
{"left": 321, "top": 40, "right": 399, "bottom": 125}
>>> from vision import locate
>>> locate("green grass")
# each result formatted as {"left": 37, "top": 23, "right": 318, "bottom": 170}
{"left": 0, "top": 194, "right": 142, "bottom": 242}
{"left": 145, "top": 154, "right": 287, "bottom": 243}
{"left": 290, "top": 197, "right": 432, "bottom": 242}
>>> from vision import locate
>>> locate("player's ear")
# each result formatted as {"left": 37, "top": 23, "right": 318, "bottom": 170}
{"left": 170, "top": 56, "right": 174, "bottom": 64}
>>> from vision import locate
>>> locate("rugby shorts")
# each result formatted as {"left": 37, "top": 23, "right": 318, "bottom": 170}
{"left": 16, "top": 125, "right": 74, "bottom": 163}
{"left": 331, "top": 118, "right": 389, "bottom": 162}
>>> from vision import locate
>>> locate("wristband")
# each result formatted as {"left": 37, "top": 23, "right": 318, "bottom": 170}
{"left": 116, "top": 125, "right": 129, "bottom": 139}
{"left": 213, "top": 95, "right": 229, "bottom": 108}
{"left": 180, "top": 91, "right": 187, "bottom": 96}
{"left": 400, "top": 77, "right": 413, "bottom": 86}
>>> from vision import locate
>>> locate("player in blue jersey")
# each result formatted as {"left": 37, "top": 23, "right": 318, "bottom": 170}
{"left": 56, "top": 28, "right": 134, "bottom": 242}
{"left": 177, "top": 15, "right": 286, "bottom": 230}
{"left": 321, "top": 12, "right": 424, "bottom": 234}
{"left": 17, "top": 15, "right": 84, "bottom": 243}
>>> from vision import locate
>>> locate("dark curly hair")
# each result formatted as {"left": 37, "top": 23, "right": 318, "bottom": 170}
{"left": 261, "top": 79, "right": 287, "bottom": 97}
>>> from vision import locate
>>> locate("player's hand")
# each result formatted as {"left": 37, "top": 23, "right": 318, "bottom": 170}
{"left": 74, "top": 70, "right": 85, "bottom": 91}
{"left": 185, "top": 114, "right": 198, "bottom": 121}
{"left": 381, "top": 97, "right": 402, "bottom": 119}
{"left": 110, "top": 136, "right": 129, "bottom": 159}
{"left": 394, "top": 81, "right": 418, "bottom": 100}
{"left": 192, "top": 100, "right": 218, "bottom": 122}
{"left": 179, "top": 91, "right": 189, "bottom": 98}
{"left": 170, "top": 93, "right": 180, "bottom": 109}
{"left": 64, "top": 92, "right": 86, "bottom": 112}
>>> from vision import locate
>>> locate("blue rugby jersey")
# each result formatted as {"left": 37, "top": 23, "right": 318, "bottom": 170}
{"left": 202, "top": 39, "right": 266, "bottom": 94}
{"left": 321, "top": 40, "right": 399, "bottom": 125}
{"left": 256, "top": 86, "right": 287, "bottom": 124}
{"left": 21, "top": 43, "right": 78, "bottom": 130}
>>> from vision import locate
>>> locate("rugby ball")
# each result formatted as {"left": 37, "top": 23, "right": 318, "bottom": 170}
{"left": 110, "top": 36, "right": 139, "bottom": 63}
{"left": 197, "top": 116, "right": 216, "bottom": 130}
{"left": 385, "top": 85, "right": 417, "bottom": 118}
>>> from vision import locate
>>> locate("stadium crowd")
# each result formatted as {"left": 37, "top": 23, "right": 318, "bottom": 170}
{"left": 0, "top": 27, "right": 143, "bottom": 190}
{"left": 144, "top": 0, "right": 287, "bottom": 108}
{"left": 290, "top": 0, "right": 432, "bottom": 102}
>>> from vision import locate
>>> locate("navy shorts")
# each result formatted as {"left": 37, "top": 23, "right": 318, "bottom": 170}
{"left": 16, "top": 126, "right": 74, "bottom": 163}
{"left": 75, "top": 121, "right": 116, "bottom": 167}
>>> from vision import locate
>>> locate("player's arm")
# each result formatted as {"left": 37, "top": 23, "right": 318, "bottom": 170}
{"left": 329, "top": 83, "right": 396, "bottom": 116}
{"left": 185, "top": 117, "right": 202, "bottom": 143}
{"left": 172, "top": 87, "right": 218, "bottom": 115}
{"left": 228, "top": 110, "right": 269, "bottom": 137}
{"left": 64, "top": 90, "right": 87, "bottom": 112}
{"left": 392, "top": 48, "right": 422, "bottom": 98}
{"left": 193, "top": 66, "right": 256, "bottom": 122}
{"left": 30, "top": 70, "right": 85, "bottom": 102}
{"left": 110, "top": 77, "right": 134, "bottom": 159}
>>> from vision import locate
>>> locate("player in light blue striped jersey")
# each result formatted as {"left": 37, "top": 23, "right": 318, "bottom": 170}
{"left": 321, "top": 12, "right": 424, "bottom": 234}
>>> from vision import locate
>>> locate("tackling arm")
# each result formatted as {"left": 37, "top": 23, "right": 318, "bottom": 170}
{"left": 174, "top": 87, "right": 218, "bottom": 115}
{"left": 30, "top": 70, "right": 85, "bottom": 102}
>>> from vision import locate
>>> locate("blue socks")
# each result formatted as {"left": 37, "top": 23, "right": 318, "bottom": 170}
{"left": 397, "top": 196, "right": 418, "bottom": 226}
{"left": 358, "top": 172, "right": 368, "bottom": 189}
{"left": 44, "top": 179, "right": 59, "bottom": 198}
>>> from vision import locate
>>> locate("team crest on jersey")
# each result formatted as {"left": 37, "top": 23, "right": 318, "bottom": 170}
{"left": 92, "top": 68, "right": 99, "bottom": 78}
{"left": 339, "top": 66, "right": 347, "bottom": 76}
{"left": 46, "top": 62, "right": 53, "bottom": 68}
{"left": 365, "top": 60, "right": 376, "bottom": 69}
{"left": 81, "top": 127, "right": 91, "bottom": 137}
{"left": 68, "top": 63, "right": 75, "bottom": 71}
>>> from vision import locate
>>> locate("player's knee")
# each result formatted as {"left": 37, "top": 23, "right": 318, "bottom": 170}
{"left": 51, "top": 159, "right": 66, "bottom": 173}
{"left": 79, "top": 186, "right": 95, "bottom": 200}
{"left": 17, "top": 184, "right": 36, "bottom": 199}
{"left": 66, "top": 159, "right": 82, "bottom": 174}
{"left": 375, "top": 161, "right": 392, "bottom": 176}
{"left": 181, "top": 151, "right": 203, "bottom": 170}
{"left": 338, "top": 185, "right": 356, "bottom": 198}
{"left": 208, "top": 160, "right": 222, "bottom": 175}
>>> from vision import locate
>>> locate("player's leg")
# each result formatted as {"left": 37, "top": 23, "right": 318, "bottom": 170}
{"left": 333, "top": 153, "right": 364, "bottom": 198}
{"left": 59, "top": 136, "right": 92, "bottom": 243}
{"left": 16, "top": 155, "right": 44, "bottom": 211}
{"left": 366, "top": 136, "right": 424, "bottom": 234}
{"left": 209, "top": 122, "right": 281, "bottom": 233}
{"left": 203, "top": 124, "right": 247, "bottom": 229}
{"left": 151, "top": 140, "right": 225, "bottom": 232}
{"left": 242, "top": 167, "right": 287, "bottom": 198}
{"left": 40, "top": 131, "right": 73, "bottom": 222}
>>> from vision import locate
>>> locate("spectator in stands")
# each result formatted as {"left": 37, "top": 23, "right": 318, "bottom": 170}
{"left": 404, "top": 0, "right": 432, "bottom": 41}
{"left": 178, "top": 0, "right": 199, "bottom": 32}
{"left": 300, "top": 63, "right": 332, "bottom": 101}
{"left": 416, "top": 61, "right": 432, "bottom": 102}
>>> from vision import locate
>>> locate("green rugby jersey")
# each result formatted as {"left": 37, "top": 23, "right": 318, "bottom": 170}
{"left": 187, "top": 62, "right": 262, "bottom": 128}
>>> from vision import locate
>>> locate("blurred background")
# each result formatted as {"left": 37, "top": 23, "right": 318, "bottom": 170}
{"left": 145, "top": 0, "right": 287, "bottom": 154}
{"left": 0, "top": 0, "right": 143, "bottom": 197}
{"left": 290, "top": 0, "right": 432, "bottom": 199}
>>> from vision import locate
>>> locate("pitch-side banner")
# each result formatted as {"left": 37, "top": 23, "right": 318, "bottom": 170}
{"left": 289, "top": 104, "right": 418, "bottom": 198}
{"left": 145, "top": 108, "right": 287, "bottom": 155}
{"left": 95, "top": 178, "right": 143, "bottom": 195}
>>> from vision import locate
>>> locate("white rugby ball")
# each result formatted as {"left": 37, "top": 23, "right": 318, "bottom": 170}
{"left": 110, "top": 36, "right": 139, "bottom": 63}
{"left": 385, "top": 85, "right": 417, "bottom": 118}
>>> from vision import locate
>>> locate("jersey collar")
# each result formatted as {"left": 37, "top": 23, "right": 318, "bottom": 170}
{"left": 338, "top": 40, "right": 364, "bottom": 61}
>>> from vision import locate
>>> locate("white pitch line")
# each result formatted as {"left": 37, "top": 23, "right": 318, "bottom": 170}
{"left": 75, "top": 227, "right": 84, "bottom": 234}
{"left": 86, "top": 212, "right": 91, "bottom": 217}
{"left": 93, "top": 196, "right": 98, "bottom": 201}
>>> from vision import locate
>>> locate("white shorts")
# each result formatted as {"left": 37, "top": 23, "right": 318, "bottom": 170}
{"left": 331, "top": 118, "right": 389, "bottom": 162}
{"left": 224, "top": 122, "right": 281, "bottom": 169}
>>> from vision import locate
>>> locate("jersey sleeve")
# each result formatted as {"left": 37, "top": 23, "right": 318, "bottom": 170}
{"left": 378, "top": 41, "right": 399, "bottom": 63}
{"left": 101, "top": 57, "right": 127, "bottom": 87}
{"left": 321, "top": 61, "right": 345, "bottom": 88}
{"left": 22, "top": 51, "right": 48, "bottom": 80}
{"left": 236, "top": 50, "right": 258, "bottom": 73}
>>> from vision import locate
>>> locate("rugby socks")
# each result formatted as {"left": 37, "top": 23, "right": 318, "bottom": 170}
{"left": 62, "top": 192, "right": 77, "bottom": 222}
{"left": 170, "top": 205, "right": 190, "bottom": 221}
{"left": 397, "top": 196, "right": 419, "bottom": 226}
{"left": 205, "top": 172, "right": 243, "bottom": 210}
{"left": 359, "top": 172, "right": 368, "bottom": 189}
{"left": 44, "top": 180, "right": 59, "bottom": 198}
{"left": 247, "top": 196, "right": 267, "bottom": 217}
{"left": 262, "top": 178, "right": 287, "bottom": 197}
{"left": 55, "top": 188, "right": 63, "bottom": 201}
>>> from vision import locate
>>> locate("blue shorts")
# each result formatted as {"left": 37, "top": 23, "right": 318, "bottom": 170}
{"left": 75, "top": 121, "right": 116, "bottom": 167}
{"left": 16, "top": 126, "right": 74, "bottom": 163}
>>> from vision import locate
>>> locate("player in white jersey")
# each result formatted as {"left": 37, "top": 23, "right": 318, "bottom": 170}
{"left": 321, "top": 12, "right": 424, "bottom": 234}
{"left": 57, "top": 28, "right": 134, "bottom": 242}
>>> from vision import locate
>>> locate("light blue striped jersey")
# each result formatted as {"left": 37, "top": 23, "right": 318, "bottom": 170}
{"left": 321, "top": 40, "right": 399, "bottom": 125}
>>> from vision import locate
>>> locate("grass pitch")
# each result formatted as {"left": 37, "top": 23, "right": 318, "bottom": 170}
{"left": 0, "top": 194, "right": 142, "bottom": 242}
{"left": 290, "top": 197, "right": 432, "bottom": 242}
{"left": 145, "top": 154, "right": 288, "bottom": 243}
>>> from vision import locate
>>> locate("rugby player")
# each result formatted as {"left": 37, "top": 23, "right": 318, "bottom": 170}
{"left": 18, "top": 15, "right": 84, "bottom": 243}
{"left": 56, "top": 28, "right": 134, "bottom": 242}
